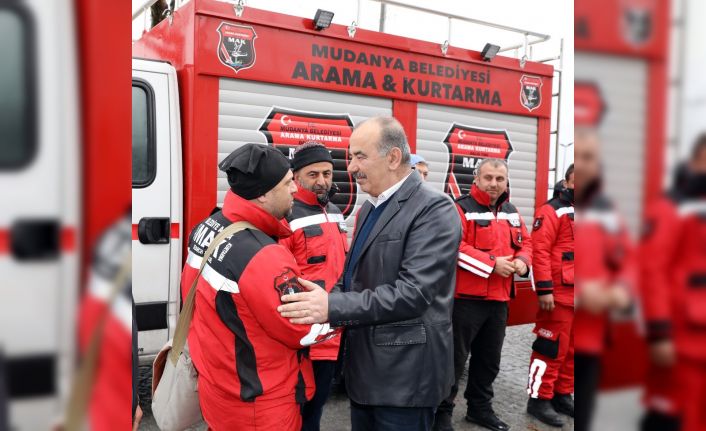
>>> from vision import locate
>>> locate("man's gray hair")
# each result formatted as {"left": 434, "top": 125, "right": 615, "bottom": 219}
{"left": 474, "top": 158, "right": 509, "bottom": 176}
{"left": 356, "top": 116, "right": 411, "bottom": 165}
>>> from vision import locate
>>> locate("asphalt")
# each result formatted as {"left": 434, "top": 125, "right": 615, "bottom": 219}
{"left": 138, "top": 324, "right": 574, "bottom": 430}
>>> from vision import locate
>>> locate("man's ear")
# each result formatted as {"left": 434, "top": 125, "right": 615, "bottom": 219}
{"left": 387, "top": 147, "right": 403, "bottom": 170}
{"left": 255, "top": 193, "right": 268, "bottom": 205}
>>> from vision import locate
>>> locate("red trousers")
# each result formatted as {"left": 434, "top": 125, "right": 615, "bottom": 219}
{"left": 644, "top": 359, "right": 706, "bottom": 431}
{"left": 681, "top": 360, "right": 706, "bottom": 431}
{"left": 644, "top": 363, "right": 681, "bottom": 416}
{"left": 527, "top": 303, "right": 574, "bottom": 400}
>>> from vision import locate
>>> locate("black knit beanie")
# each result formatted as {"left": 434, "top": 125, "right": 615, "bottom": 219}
{"left": 218, "top": 144, "right": 291, "bottom": 199}
{"left": 291, "top": 143, "right": 334, "bottom": 172}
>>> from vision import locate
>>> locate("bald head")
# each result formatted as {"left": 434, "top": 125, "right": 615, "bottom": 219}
{"left": 355, "top": 116, "right": 411, "bottom": 165}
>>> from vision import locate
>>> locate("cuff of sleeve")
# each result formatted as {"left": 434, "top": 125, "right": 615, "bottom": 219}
{"left": 646, "top": 320, "right": 673, "bottom": 342}
{"left": 328, "top": 293, "right": 361, "bottom": 327}
{"left": 328, "top": 292, "right": 344, "bottom": 326}
{"left": 535, "top": 280, "right": 553, "bottom": 295}
{"left": 458, "top": 252, "right": 494, "bottom": 278}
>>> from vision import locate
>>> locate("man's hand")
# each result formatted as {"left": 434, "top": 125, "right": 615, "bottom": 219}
{"left": 493, "top": 255, "right": 516, "bottom": 278}
{"left": 649, "top": 340, "right": 676, "bottom": 367}
{"left": 578, "top": 281, "right": 609, "bottom": 314}
{"left": 512, "top": 259, "right": 528, "bottom": 276}
{"left": 277, "top": 278, "right": 329, "bottom": 325}
{"left": 608, "top": 284, "right": 631, "bottom": 311}
{"left": 538, "top": 293, "right": 555, "bottom": 311}
{"left": 133, "top": 405, "right": 143, "bottom": 431}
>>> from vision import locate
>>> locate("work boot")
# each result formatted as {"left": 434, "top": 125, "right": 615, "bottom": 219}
{"left": 432, "top": 409, "right": 454, "bottom": 431}
{"left": 465, "top": 409, "right": 509, "bottom": 431}
{"left": 527, "top": 398, "right": 564, "bottom": 427}
{"left": 551, "top": 393, "right": 574, "bottom": 417}
{"left": 640, "top": 410, "right": 681, "bottom": 431}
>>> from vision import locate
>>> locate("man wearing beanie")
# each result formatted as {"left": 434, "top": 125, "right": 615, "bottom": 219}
{"left": 279, "top": 142, "right": 348, "bottom": 431}
{"left": 191, "top": 143, "right": 337, "bottom": 430}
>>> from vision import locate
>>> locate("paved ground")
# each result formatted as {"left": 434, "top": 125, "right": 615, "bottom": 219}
{"left": 139, "top": 324, "right": 574, "bottom": 430}
{"left": 592, "top": 388, "right": 642, "bottom": 431}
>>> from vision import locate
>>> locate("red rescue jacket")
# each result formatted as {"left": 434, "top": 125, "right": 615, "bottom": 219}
{"left": 280, "top": 186, "right": 347, "bottom": 361}
{"left": 641, "top": 192, "right": 706, "bottom": 362}
{"left": 180, "top": 207, "right": 230, "bottom": 372}
{"left": 574, "top": 188, "right": 636, "bottom": 354}
{"left": 531, "top": 188, "right": 575, "bottom": 306}
{"left": 454, "top": 184, "right": 532, "bottom": 301}
{"left": 193, "top": 191, "right": 338, "bottom": 423}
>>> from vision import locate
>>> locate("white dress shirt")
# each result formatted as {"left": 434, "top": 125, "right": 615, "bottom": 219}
{"left": 368, "top": 171, "right": 413, "bottom": 208}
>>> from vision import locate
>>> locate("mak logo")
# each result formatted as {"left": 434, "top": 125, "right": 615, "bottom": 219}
{"left": 442, "top": 124, "right": 513, "bottom": 199}
{"left": 520, "top": 75, "right": 543, "bottom": 112}
{"left": 574, "top": 82, "right": 606, "bottom": 127}
{"left": 620, "top": 0, "right": 655, "bottom": 46}
{"left": 259, "top": 107, "right": 357, "bottom": 218}
{"left": 217, "top": 22, "right": 257, "bottom": 73}
{"left": 274, "top": 268, "right": 301, "bottom": 302}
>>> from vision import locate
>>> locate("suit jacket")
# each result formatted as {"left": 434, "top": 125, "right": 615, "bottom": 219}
{"left": 328, "top": 171, "right": 462, "bottom": 407}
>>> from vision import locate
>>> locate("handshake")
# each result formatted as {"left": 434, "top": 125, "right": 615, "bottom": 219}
{"left": 492, "top": 255, "right": 527, "bottom": 278}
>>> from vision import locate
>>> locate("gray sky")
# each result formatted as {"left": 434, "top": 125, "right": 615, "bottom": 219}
{"left": 132, "top": 0, "right": 574, "bottom": 176}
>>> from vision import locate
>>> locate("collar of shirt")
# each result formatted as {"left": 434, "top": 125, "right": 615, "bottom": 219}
{"left": 368, "top": 172, "right": 412, "bottom": 208}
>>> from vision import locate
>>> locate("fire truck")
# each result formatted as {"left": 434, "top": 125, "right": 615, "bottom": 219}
{"left": 131, "top": 0, "right": 561, "bottom": 360}
{"left": 575, "top": 0, "right": 671, "bottom": 388}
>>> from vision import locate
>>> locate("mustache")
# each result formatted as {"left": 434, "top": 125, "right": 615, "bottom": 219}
{"left": 352, "top": 172, "right": 367, "bottom": 180}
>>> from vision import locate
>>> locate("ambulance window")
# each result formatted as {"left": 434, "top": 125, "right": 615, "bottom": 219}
{"left": 132, "top": 80, "right": 156, "bottom": 188}
{"left": 0, "top": 5, "right": 36, "bottom": 169}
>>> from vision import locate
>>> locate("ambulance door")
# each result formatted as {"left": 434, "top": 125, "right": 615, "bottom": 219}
{"left": 0, "top": 1, "right": 80, "bottom": 429}
{"left": 131, "top": 59, "right": 183, "bottom": 360}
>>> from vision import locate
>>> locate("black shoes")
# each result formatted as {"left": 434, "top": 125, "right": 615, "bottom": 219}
{"left": 465, "top": 410, "right": 510, "bottom": 431}
{"left": 551, "top": 393, "right": 574, "bottom": 418}
{"left": 527, "top": 398, "right": 564, "bottom": 427}
{"left": 432, "top": 409, "right": 454, "bottom": 431}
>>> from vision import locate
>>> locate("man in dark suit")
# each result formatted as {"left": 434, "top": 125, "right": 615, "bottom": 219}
{"left": 278, "top": 116, "right": 462, "bottom": 431}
